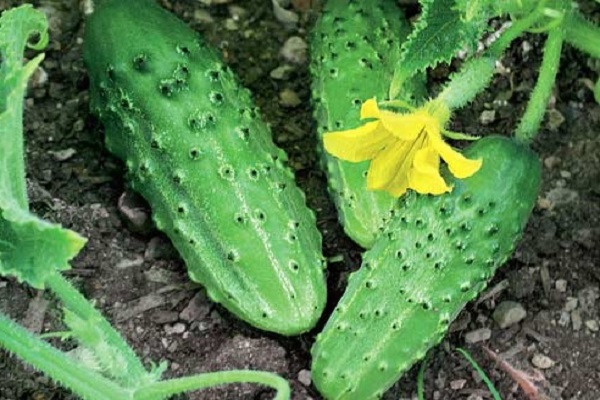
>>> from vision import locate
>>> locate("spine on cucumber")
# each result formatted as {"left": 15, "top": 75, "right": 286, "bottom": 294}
{"left": 84, "top": 0, "right": 326, "bottom": 335}
{"left": 310, "top": 0, "right": 426, "bottom": 248}
{"left": 311, "top": 136, "right": 541, "bottom": 399}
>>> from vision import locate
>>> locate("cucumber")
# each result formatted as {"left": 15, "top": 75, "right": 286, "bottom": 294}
{"left": 84, "top": 0, "right": 326, "bottom": 335}
{"left": 311, "top": 136, "right": 541, "bottom": 399}
{"left": 310, "top": 0, "right": 426, "bottom": 248}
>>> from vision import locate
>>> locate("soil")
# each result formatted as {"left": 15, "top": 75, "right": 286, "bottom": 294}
{"left": 1, "top": 1, "right": 599, "bottom": 399}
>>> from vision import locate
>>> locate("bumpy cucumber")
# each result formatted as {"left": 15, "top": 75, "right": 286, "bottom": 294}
{"left": 310, "top": 0, "right": 426, "bottom": 248}
{"left": 311, "top": 136, "right": 541, "bottom": 399}
{"left": 84, "top": 0, "right": 326, "bottom": 335}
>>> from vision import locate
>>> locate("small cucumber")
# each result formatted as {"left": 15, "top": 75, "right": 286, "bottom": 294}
{"left": 84, "top": 0, "right": 326, "bottom": 335}
{"left": 310, "top": 0, "right": 426, "bottom": 248}
{"left": 311, "top": 136, "right": 541, "bottom": 399}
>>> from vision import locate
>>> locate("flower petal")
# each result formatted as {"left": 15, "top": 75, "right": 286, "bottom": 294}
{"left": 408, "top": 147, "right": 450, "bottom": 195}
{"left": 323, "top": 121, "right": 393, "bottom": 162}
{"left": 412, "top": 145, "right": 440, "bottom": 175}
{"left": 360, "top": 98, "right": 380, "bottom": 120}
{"left": 379, "top": 109, "right": 429, "bottom": 141}
{"left": 366, "top": 139, "right": 412, "bottom": 191}
{"left": 367, "top": 134, "right": 427, "bottom": 196}
{"left": 430, "top": 134, "right": 483, "bottom": 179}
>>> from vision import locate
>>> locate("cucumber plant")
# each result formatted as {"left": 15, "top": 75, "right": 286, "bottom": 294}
{"left": 310, "top": 0, "right": 426, "bottom": 248}
{"left": 311, "top": 0, "right": 600, "bottom": 398}
{"left": 84, "top": 0, "right": 327, "bottom": 335}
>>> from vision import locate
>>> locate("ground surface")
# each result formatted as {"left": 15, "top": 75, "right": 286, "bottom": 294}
{"left": 1, "top": 0, "right": 599, "bottom": 399}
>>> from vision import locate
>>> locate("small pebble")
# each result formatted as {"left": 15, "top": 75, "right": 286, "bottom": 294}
{"left": 272, "top": 0, "right": 299, "bottom": 25}
{"left": 164, "top": 322, "right": 186, "bottom": 335}
{"left": 578, "top": 287, "right": 600, "bottom": 315}
{"left": 50, "top": 148, "right": 76, "bottom": 161}
{"left": 179, "top": 292, "right": 211, "bottom": 322}
{"left": 228, "top": 5, "right": 247, "bottom": 20}
{"left": 547, "top": 108, "right": 565, "bottom": 130}
{"left": 280, "top": 36, "right": 307, "bottom": 64}
{"left": 585, "top": 320, "right": 599, "bottom": 332}
{"left": 152, "top": 310, "right": 180, "bottom": 325}
{"left": 493, "top": 301, "right": 527, "bottom": 328}
{"left": 118, "top": 191, "right": 152, "bottom": 233}
{"left": 194, "top": 9, "right": 214, "bottom": 24}
{"left": 297, "top": 369, "right": 311, "bottom": 386}
{"left": 557, "top": 311, "right": 570, "bottom": 327}
{"left": 115, "top": 257, "right": 144, "bottom": 269}
{"left": 571, "top": 310, "right": 583, "bottom": 331}
{"left": 555, "top": 279, "right": 568, "bottom": 292}
{"left": 279, "top": 88, "right": 301, "bottom": 107}
{"left": 479, "top": 109, "right": 496, "bottom": 125}
{"left": 466, "top": 395, "right": 483, "bottom": 400}
{"left": 450, "top": 379, "right": 466, "bottom": 390}
{"left": 564, "top": 297, "right": 578, "bottom": 312}
{"left": 559, "top": 170, "right": 572, "bottom": 179}
{"left": 464, "top": 328, "right": 492, "bottom": 344}
{"left": 270, "top": 65, "right": 295, "bottom": 80}
{"left": 545, "top": 188, "right": 579, "bottom": 206}
{"left": 531, "top": 354, "right": 555, "bottom": 369}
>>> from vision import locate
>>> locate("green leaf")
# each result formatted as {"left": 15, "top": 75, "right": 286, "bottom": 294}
{"left": 0, "top": 208, "right": 86, "bottom": 289}
{"left": 0, "top": 5, "right": 49, "bottom": 209}
{"left": 390, "top": 0, "right": 494, "bottom": 99}
{"left": 0, "top": 5, "right": 86, "bottom": 288}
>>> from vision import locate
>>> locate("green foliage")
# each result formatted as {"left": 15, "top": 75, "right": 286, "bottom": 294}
{"left": 84, "top": 0, "right": 326, "bottom": 335}
{"left": 0, "top": 5, "right": 86, "bottom": 289}
{"left": 389, "top": 0, "right": 494, "bottom": 99}
{"left": 311, "top": 137, "right": 541, "bottom": 399}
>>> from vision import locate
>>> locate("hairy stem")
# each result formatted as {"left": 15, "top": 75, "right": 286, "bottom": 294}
{"left": 564, "top": 10, "right": 600, "bottom": 58}
{"left": 515, "top": 27, "right": 564, "bottom": 143}
{"left": 134, "top": 370, "right": 291, "bottom": 400}
{"left": 0, "top": 313, "right": 129, "bottom": 400}
{"left": 45, "top": 273, "right": 147, "bottom": 380}
{"left": 439, "top": 4, "right": 548, "bottom": 110}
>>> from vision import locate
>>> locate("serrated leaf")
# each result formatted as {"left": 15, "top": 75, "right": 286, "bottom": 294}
{"left": 0, "top": 208, "right": 86, "bottom": 289}
{"left": 390, "top": 0, "right": 494, "bottom": 98}
{"left": 0, "top": 5, "right": 86, "bottom": 288}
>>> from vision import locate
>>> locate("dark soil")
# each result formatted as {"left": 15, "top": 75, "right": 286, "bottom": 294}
{"left": 1, "top": 1, "right": 599, "bottom": 399}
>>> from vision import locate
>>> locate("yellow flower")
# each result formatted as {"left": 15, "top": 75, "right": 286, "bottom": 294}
{"left": 323, "top": 98, "right": 483, "bottom": 197}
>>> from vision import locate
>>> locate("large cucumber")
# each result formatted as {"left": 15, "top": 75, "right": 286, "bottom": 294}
{"left": 84, "top": 0, "right": 326, "bottom": 335}
{"left": 311, "top": 136, "right": 541, "bottom": 398}
{"left": 310, "top": 0, "right": 426, "bottom": 248}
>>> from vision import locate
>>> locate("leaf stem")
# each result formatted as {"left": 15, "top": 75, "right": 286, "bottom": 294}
{"left": 0, "top": 313, "right": 130, "bottom": 400}
{"left": 515, "top": 27, "right": 564, "bottom": 143}
{"left": 45, "top": 273, "right": 147, "bottom": 380}
{"left": 438, "top": 3, "right": 548, "bottom": 111}
{"left": 564, "top": 10, "right": 600, "bottom": 59}
{"left": 134, "top": 370, "right": 291, "bottom": 400}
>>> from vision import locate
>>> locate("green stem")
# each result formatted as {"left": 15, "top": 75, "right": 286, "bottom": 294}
{"left": 135, "top": 370, "right": 291, "bottom": 400}
{"left": 0, "top": 313, "right": 130, "bottom": 400}
{"left": 456, "top": 348, "right": 501, "bottom": 400}
{"left": 515, "top": 27, "right": 564, "bottom": 143}
{"left": 438, "top": 4, "right": 548, "bottom": 110}
{"left": 45, "top": 273, "right": 147, "bottom": 380}
{"left": 416, "top": 351, "right": 432, "bottom": 400}
{"left": 564, "top": 10, "right": 600, "bottom": 58}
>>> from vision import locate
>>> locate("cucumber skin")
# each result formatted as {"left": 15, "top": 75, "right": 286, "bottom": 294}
{"left": 84, "top": 0, "right": 326, "bottom": 335}
{"left": 310, "top": 0, "right": 426, "bottom": 248}
{"left": 311, "top": 136, "right": 541, "bottom": 399}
